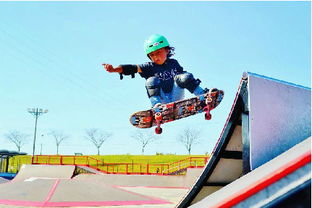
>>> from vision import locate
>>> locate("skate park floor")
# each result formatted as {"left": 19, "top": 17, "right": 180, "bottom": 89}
{"left": 0, "top": 164, "right": 202, "bottom": 208}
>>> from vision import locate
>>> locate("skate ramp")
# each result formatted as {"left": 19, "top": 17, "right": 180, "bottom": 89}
{"left": 177, "top": 72, "right": 311, "bottom": 207}
{"left": 0, "top": 178, "right": 174, "bottom": 207}
{"left": 248, "top": 74, "right": 311, "bottom": 169}
{"left": 0, "top": 164, "right": 201, "bottom": 207}
{"left": 0, "top": 178, "right": 188, "bottom": 207}
{"left": 189, "top": 137, "right": 311, "bottom": 208}
{"left": 74, "top": 167, "right": 203, "bottom": 188}
{"left": 13, "top": 164, "right": 76, "bottom": 181}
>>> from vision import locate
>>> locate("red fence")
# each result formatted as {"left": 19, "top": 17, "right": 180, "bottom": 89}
{"left": 32, "top": 155, "right": 209, "bottom": 175}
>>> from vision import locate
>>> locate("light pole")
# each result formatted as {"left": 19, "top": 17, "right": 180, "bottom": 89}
{"left": 40, "top": 134, "right": 44, "bottom": 155}
{"left": 27, "top": 108, "right": 48, "bottom": 163}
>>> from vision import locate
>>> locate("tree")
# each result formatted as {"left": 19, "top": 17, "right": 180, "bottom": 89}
{"left": 48, "top": 130, "right": 69, "bottom": 155}
{"left": 85, "top": 128, "right": 112, "bottom": 155}
{"left": 177, "top": 127, "right": 201, "bottom": 155}
{"left": 4, "top": 131, "right": 29, "bottom": 152}
{"left": 131, "top": 130, "right": 159, "bottom": 155}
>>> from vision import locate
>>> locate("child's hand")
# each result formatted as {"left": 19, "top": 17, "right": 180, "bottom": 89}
{"left": 102, "top": 63, "right": 122, "bottom": 73}
{"left": 103, "top": 63, "right": 114, "bottom": 72}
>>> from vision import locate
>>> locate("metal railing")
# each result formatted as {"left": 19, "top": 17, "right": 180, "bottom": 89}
{"left": 31, "top": 155, "right": 209, "bottom": 175}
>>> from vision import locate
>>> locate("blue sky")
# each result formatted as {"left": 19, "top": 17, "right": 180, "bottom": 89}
{"left": 0, "top": 1, "right": 310, "bottom": 155}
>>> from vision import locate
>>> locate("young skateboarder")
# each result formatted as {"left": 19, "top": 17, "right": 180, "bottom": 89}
{"left": 103, "top": 34, "right": 212, "bottom": 108}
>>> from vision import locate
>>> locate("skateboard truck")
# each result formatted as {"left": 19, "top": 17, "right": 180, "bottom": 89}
{"left": 154, "top": 112, "right": 163, "bottom": 134}
{"left": 203, "top": 89, "right": 221, "bottom": 120}
{"left": 203, "top": 94, "right": 214, "bottom": 120}
{"left": 203, "top": 100, "right": 212, "bottom": 120}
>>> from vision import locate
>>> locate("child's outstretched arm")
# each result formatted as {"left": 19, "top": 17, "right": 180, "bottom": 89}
{"left": 103, "top": 64, "right": 123, "bottom": 73}
{"left": 102, "top": 63, "right": 142, "bottom": 80}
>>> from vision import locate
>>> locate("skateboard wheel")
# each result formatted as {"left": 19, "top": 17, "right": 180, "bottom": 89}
{"left": 205, "top": 113, "right": 212, "bottom": 120}
{"left": 155, "top": 112, "right": 162, "bottom": 121}
{"left": 155, "top": 127, "right": 163, "bottom": 134}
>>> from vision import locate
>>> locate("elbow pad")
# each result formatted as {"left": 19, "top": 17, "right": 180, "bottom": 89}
{"left": 119, "top": 64, "right": 138, "bottom": 80}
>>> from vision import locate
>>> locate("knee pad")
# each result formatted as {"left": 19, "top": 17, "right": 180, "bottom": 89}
{"left": 145, "top": 77, "right": 161, "bottom": 98}
{"left": 175, "top": 72, "right": 201, "bottom": 93}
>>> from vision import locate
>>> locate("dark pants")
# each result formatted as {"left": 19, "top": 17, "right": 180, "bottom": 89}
{"left": 145, "top": 72, "right": 201, "bottom": 98}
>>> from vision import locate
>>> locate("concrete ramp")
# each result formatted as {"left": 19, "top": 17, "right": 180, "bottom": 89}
{"left": 248, "top": 73, "right": 311, "bottom": 169}
{"left": 0, "top": 165, "right": 202, "bottom": 207}
{"left": 13, "top": 164, "right": 76, "bottom": 181}
{"left": 177, "top": 72, "right": 311, "bottom": 207}
{"left": 74, "top": 167, "right": 203, "bottom": 188}
{"left": 189, "top": 137, "right": 311, "bottom": 208}
{"left": 0, "top": 178, "right": 175, "bottom": 207}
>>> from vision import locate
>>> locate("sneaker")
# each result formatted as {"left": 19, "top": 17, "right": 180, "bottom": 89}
{"left": 197, "top": 87, "right": 212, "bottom": 95}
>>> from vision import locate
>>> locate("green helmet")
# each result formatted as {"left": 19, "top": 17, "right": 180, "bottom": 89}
{"left": 144, "top": 34, "right": 169, "bottom": 55}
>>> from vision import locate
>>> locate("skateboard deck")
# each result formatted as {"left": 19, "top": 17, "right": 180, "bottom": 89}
{"left": 130, "top": 89, "right": 224, "bottom": 134}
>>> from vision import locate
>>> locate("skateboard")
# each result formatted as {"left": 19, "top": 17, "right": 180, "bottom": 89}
{"left": 129, "top": 89, "right": 224, "bottom": 134}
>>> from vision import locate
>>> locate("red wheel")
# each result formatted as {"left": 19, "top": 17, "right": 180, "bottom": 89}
{"left": 155, "top": 127, "right": 163, "bottom": 134}
{"left": 205, "top": 113, "right": 212, "bottom": 120}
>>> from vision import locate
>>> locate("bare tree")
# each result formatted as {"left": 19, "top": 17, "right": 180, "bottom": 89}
{"left": 4, "top": 131, "right": 29, "bottom": 152}
{"left": 85, "top": 128, "right": 112, "bottom": 155}
{"left": 48, "top": 130, "right": 69, "bottom": 155}
{"left": 131, "top": 130, "right": 159, "bottom": 155}
{"left": 177, "top": 127, "right": 201, "bottom": 155}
